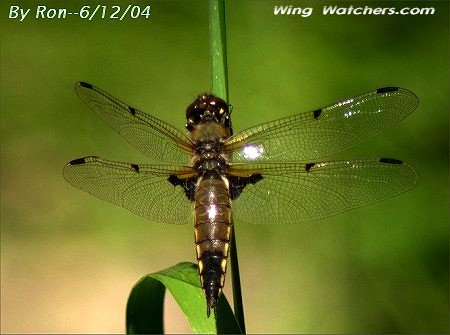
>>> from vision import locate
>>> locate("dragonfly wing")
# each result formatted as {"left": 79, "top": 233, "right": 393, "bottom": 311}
{"left": 229, "top": 158, "right": 419, "bottom": 224}
{"left": 63, "top": 156, "right": 194, "bottom": 225}
{"left": 75, "top": 82, "right": 193, "bottom": 164}
{"left": 224, "top": 87, "right": 418, "bottom": 162}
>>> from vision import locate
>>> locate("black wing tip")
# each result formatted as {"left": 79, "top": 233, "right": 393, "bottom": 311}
{"left": 379, "top": 157, "right": 403, "bottom": 165}
{"left": 376, "top": 87, "right": 399, "bottom": 94}
{"left": 130, "top": 163, "right": 140, "bottom": 172}
{"left": 68, "top": 157, "right": 88, "bottom": 165}
{"left": 376, "top": 86, "right": 419, "bottom": 109}
{"left": 76, "top": 81, "right": 93, "bottom": 89}
{"left": 66, "top": 156, "right": 99, "bottom": 166}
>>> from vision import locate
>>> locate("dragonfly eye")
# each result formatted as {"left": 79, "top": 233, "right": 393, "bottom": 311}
{"left": 208, "top": 97, "right": 229, "bottom": 124}
{"left": 186, "top": 94, "right": 229, "bottom": 128}
{"left": 186, "top": 107, "right": 205, "bottom": 129}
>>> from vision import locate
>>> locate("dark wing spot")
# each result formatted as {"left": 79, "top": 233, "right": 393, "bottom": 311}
{"left": 313, "top": 109, "right": 322, "bottom": 119}
{"left": 131, "top": 164, "right": 140, "bottom": 172}
{"left": 249, "top": 174, "right": 263, "bottom": 184}
{"left": 68, "top": 157, "right": 88, "bottom": 165}
{"left": 376, "top": 87, "right": 399, "bottom": 94}
{"left": 129, "top": 107, "right": 136, "bottom": 116}
{"left": 229, "top": 174, "right": 263, "bottom": 200}
{"left": 305, "top": 162, "right": 316, "bottom": 172}
{"left": 379, "top": 157, "right": 403, "bottom": 164}
{"left": 168, "top": 175, "right": 197, "bottom": 201}
{"left": 168, "top": 175, "right": 181, "bottom": 186}
{"left": 78, "top": 82, "right": 93, "bottom": 89}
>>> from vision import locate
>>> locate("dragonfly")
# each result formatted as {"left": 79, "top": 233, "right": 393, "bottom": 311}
{"left": 64, "top": 82, "right": 419, "bottom": 316}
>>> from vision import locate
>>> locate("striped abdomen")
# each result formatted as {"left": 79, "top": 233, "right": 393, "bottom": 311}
{"left": 194, "top": 175, "right": 231, "bottom": 316}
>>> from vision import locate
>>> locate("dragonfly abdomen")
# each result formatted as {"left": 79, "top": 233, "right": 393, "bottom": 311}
{"left": 194, "top": 175, "right": 231, "bottom": 316}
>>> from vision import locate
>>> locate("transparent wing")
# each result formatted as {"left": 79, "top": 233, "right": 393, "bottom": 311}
{"left": 75, "top": 82, "right": 193, "bottom": 164}
{"left": 224, "top": 87, "right": 418, "bottom": 162}
{"left": 229, "top": 158, "right": 419, "bottom": 224}
{"left": 63, "top": 156, "right": 194, "bottom": 224}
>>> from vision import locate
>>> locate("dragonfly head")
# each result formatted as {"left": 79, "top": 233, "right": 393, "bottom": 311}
{"left": 186, "top": 93, "right": 231, "bottom": 131}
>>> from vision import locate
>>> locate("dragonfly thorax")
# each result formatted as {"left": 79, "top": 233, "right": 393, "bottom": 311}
{"left": 192, "top": 150, "right": 228, "bottom": 176}
{"left": 189, "top": 122, "right": 231, "bottom": 144}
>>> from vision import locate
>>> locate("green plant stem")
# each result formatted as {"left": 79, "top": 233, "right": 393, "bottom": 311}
{"left": 209, "top": 0, "right": 229, "bottom": 101}
{"left": 230, "top": 223, "right": 246, "bottom": 334}
{"left": 209, "top": 1, "right": 246, "bottom": 333}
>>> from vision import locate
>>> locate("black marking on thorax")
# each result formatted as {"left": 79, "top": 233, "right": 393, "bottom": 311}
{"left": 194, "top": 140, "right": 224, "bottom": 156}
{"left": 192, "top": 141, "right": 228, "bottom": 177}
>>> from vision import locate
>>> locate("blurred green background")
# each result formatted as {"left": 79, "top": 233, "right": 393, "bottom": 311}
{"left": 1, "top": 0, "right": 448, "bottom": 333}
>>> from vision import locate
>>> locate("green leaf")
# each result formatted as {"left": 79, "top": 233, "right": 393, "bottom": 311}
{"left": 126, "top": 273, "right": 165, "bottom": 334}
{"left": 126, "top": 262, "right": 241, "bottom": 334}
